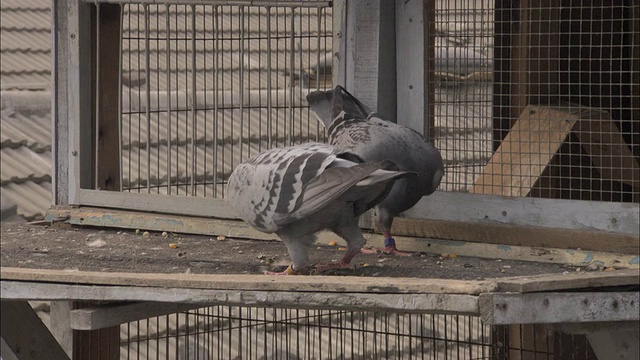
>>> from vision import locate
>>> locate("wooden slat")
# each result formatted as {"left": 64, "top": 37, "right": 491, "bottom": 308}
{"left": 494, "top": 268, "right": 640, "bottom": 293}
{"left": 389, "top": 217, "right": 640, "bottom": 255}
{"left": 0, "top": 267, "right": 495, "bottom": 295}
{"left": 479, "top": 292, "right": 640, "bottom": 325}
{"left": 471, "top": 105, "right": 578, "bottom": 196}
{"left": 0, "top": 301, "right": 70, "bottom": 360}
{"left": 1, "top": 281, "right": 481, "bottom": 315}
{"left": 95, "top": 4, "right": 121, "bottom": 192}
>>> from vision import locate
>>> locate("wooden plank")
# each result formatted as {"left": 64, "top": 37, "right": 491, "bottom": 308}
{"left": 406, "top": 191, "right": 639, "bottom": 236}
{"left": 47, "top": 205, "right": 275, "bottom": 239}
{"left": 1, "top": 281, "right": 481, "bottom": 315}
{"left": 70, "top": 302, "right": 201, "bottom": 330}
{"left": 50, "top": 301, "right": 73, "bottom": 357}
{"left": 52, "top": 0, "right": 69, "bottom": 206}
{"left": 471, "top": 105, "right": 578, "bottom": 196}
{"left": 75, "top": 189, "right": 239, "bottom": 220}
{"left": 0, "top": 267, "right": 495, "bottom": 295}
{"left": 494, "top": 268, "right": 640, "bottom": 293}
{"left": 0, "top": 301, "right": 70, "bottom": 360}
{"left": 67, "top": 0, "right": 94, "bottom": 203}
{"left": 95, "top": 4, "right": 121, "bottom": 191}
{"left": 46, "top": 203, "right": 640, "bottom": 257}
{"left": 332, "top": 0, "right": 346, "bottom": 86}
{"left": 365, "top": 233, "right": 639, "bottom": 269}
{"left": 396, "top": 0, "right": 424, "bottom": 133}
{"left": 479, "top": 292, "right": 640, "bottom": 325}
{"left": 388, "top": 217, "right": 639, "bottom": 255}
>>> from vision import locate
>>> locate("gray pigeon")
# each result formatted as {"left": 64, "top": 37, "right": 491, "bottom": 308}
{"left": 306, "top": 86, "right": 444, "bottom": 255}
{"left": 227, "top": 142, "right": 415, "bottom": 275}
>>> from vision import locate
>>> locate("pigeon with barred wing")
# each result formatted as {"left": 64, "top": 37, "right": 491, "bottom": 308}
{"left": 227, "top": 142, "right": 415, "bottom": 275}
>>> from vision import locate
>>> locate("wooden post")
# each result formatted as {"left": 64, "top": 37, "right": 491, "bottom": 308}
{"left": 422, "top": 0, "right": 436, "bottom": 141}
{"left": 1, "top": 301, "right": 70, "bottom": 360}
{"left": 343, "top": 0, "right": 396, "bottom": 119}
{"left": 95, "top": 3, "right": 122, "bottom": 191}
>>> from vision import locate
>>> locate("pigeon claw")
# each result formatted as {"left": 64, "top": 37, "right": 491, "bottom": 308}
{"left": 264, "top": 264, "right": 299, "bottom": 275}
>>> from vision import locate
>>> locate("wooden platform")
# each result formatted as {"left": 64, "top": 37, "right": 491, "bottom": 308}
{"left": 1, "top": 221, "right": 638, "bottom": 360}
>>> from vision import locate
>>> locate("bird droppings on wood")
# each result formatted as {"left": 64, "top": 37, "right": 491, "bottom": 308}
{"left": 0, "top": 221, "right": 590, "bottom": 279}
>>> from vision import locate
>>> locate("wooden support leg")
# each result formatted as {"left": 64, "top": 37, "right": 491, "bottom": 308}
{"left": 1, "top": 300, "right": 70, "bottom": 360}
{"left": 50, "top": 301, "right": 73, "bottom": 357}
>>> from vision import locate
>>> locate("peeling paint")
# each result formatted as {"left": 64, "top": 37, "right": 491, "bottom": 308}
{"left": 566, "top": 249, "right": 574, "bottom": 255}
{"left": 630, "top": 257, "right": 639, "bottom": 265}
{"left": 497, "top": 245, "right": 511, "bottom": 252}
{"left": 582, "top": 253, "right": 594, "bottom": 263}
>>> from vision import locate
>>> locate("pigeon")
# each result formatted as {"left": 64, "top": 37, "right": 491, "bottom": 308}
{"left": 306, "top": 85, "right": 444, "bottom": 256}
{"left": 226, "top": 142, "right": 415, "bottom": 275}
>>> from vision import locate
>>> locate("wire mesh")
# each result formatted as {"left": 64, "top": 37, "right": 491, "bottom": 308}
{"left": 428, "top": 0, "right": 639, "bottom": 202}
{"left": 115, "top": 1, "right": 332, "bottom": 197}
{"left": 120, "top": 306, "right": 494, "bottom": 360}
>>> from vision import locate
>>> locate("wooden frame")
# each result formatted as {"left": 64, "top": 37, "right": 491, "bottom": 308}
{"left": 53, "top": 0, "right": 639, "bottom": 254}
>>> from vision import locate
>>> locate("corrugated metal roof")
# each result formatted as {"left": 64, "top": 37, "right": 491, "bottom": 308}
{"left": 0, "top": 147, "right": 51, "bottom": 185}
{"left": 1, "top": 108, "right": 51, "bottom": 150}
{"left": 1, "top": 181, "right": 51, "bottom": 220}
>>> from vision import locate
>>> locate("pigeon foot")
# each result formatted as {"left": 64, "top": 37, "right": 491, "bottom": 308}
{"left": 264, "top": 264, "right": 299, "bottom": 275}
{"left": 360, "top": 237, "right": 419, "bottom": 256}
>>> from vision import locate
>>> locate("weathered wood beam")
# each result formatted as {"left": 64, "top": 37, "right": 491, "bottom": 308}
{"left": 70, "top": 302, "right": 202, "bottom": 330}
{"left": 0, "top": 267, "right": 495, "bottom": 295}
{"left": 0, "top": 301, "right": 70, "bottom": 360}
{"left": 1, "top": 281, "right": 480, "bottom": 316}
{"left": 95, "top": 3, "right": 122, "bottom": 191}
{"left": 479, "top": 292, "right": 640, "bottom": 325}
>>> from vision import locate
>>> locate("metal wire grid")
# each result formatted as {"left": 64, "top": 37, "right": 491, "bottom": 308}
{"left": 114, "top": 1, "right": 332, "bottom": 197}
{"left": 430, "top": 0, "right": 639, "bottom": 202}
{"left": 120, "top": 306, "right": 493, "bottom": 360}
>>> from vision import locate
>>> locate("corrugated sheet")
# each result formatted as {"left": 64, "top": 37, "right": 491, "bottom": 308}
{"left": 1, "top": 109, "right": 51, "bottom": 150}
{"left": 0, "top": 147, "right": 51, "bottom": 185}
{"left": 0, "top": 0, "right": 49, "bottom": 11}
{"left": 1, "top": 181, "right": 51, "bottom": 220}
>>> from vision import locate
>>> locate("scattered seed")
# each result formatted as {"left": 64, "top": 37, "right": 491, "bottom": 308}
{"left": 338, "top": 247, "right": 347, "bottom": 251}
{"left": 169, "top": 243, "right": 178, "bottom": 249}
{"left": 143, "top": 231, "right": 150, "bottom": 237}
{"left": 217, "top": 235, "right": 226, "bottom": 241}
{"left": 162, "top": 231, "right": 169, "bottom": 237}
{"left": 135, "top": 229, "right": 141, "bottom": 235}
{"left": 328, "top": 240, "right": 337, "bottom": 246}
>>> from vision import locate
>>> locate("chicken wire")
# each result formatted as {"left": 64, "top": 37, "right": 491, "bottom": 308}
{"left": 120, "top": 306, "right": 494, "bottom": 360}
{"left": 113, "top": 1, "right": 332, "bottom": 197}
{"left": 429, "top": 0, "right": 639, "bottom": 202}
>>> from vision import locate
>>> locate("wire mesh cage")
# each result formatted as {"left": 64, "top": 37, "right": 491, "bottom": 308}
{"left": 115, "top": 1, "right": 332, "bottom": 197}
{"left": 119, "top": 305, "right": 602, "bottom": 360}
{"left": 428, "top": 0, "right": 639, "bottom": 202}
{"left": 121, "top": 306, "right": 494, "bottom": 360}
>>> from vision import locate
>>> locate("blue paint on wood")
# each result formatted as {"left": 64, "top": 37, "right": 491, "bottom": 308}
{"left": 582, "top": 253, "right": 594, "bottom": 263}
{"left": 630, "top": 257, "right": 639, "bottom": 265}
{"left": 497, "top": 245, "right": 511, "bottom": 252}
